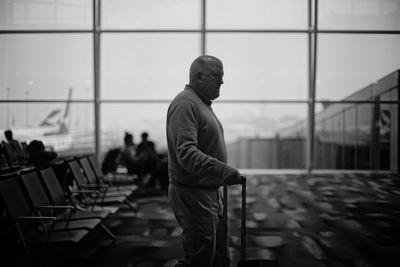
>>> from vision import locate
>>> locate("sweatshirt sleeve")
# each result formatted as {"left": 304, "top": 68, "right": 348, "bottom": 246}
{"left": 167, "top": 99, "right": 226, "bottom": 187}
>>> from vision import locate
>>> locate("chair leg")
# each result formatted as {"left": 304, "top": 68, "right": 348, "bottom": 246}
{"left": 123, "top": 199, "right": 138, "bottom": 212}
{"left": 16, "top": 222, "right": 28, "bottom": 253}
{"left": 100, "top": 223, "right": 116, "bottom": 245}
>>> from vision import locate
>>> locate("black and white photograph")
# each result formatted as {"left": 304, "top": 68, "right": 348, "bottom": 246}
{"left": 0, "top": 0, "right": 399, "bottom": 266}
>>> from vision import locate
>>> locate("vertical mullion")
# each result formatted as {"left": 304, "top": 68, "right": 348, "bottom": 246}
{"left": 355, "top": 105, "right": 359, "bottom": 169}
{"left": 397, "top": 73, "right": 400, "bottom": 172}
{"left": 354, "top": 104, "right": 358, "bottom": 170}
{"left": 93, "top": 0, "right": 101, "bottom": 161}
{"left": 310, "top": 0, "right": 318, "bottom": 172}
{"left": 307, "top": 0, "right": 315, "bottom": 172}
{"left": 307, "top": 0, "right": 312, "bottom": 171}
{"left": 201, "top": 0, "right": 206, "bottom": 55}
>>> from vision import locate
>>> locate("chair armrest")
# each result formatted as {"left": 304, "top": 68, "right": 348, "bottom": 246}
{"left": 38, "top": 205, "right": 74, "bottom": 210}
{"left": 16, "top": 215, "right": 57, "bottom": 232}
{"left": 69, "top": 189, "right": 100, "bottom": 207}
{"left": 81, "top": 184, "right": 109, "bottom": 192}
{"left": 81, "top": 184, "right": 106, "bottom": 188}
{"left": 16, "top": 216, "right": 56, "bottom": 221}
{"left": 70, "top": 189, "right": 100, "bottom": 195}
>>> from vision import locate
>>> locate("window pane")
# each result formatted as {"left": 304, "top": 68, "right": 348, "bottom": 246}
{"left": 0, "top": 102, "right": 94, "bottom": 156}
{"left": 343, "top": 106, "right": 356, "bottom": 169}
{"left": 207, "top": 0, "right": 308, "bottom": 30}
{"left": 207, "top": 33, "right": 308, "bottom": 100}
{"left": 101, "top": 33, "right": 200, "bottom": 100}
{"left": 214, "top": 103, "right": 307, "bottom": 169}
{"left": 101, "top": 103, "right": 169, "bottom": 156}
{"left": 377, "top": 90, "right": 397, "bottom": 170}
{"left": 0, "top": 34, "right": 93, "bottom": 100}
{"left": 313, "top": 101, "right": 398, "bottom": 170}
{"left": 0, "top": 0, "right": 92, "bottom": 30}
{"left": 319, "top": 0, "right": 400, "bottom": 30}
{"left": 316, "top": 34, "right": 400, "bottom": 100}
{"left": 314, "top": 103, "right": 355, "bottom": 170}
{"left": 101, "top": 103, "right": 307, "bottom": 169}
{"left": 101, "top": 0, "right": 201, "bottom": 29}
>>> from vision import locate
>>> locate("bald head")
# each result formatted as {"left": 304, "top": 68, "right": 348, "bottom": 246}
{"left": 188, "top": 55, "right": 224, "bottom": 100}
{"left": 189, "top": 55, "right": 223, "bottom": 84}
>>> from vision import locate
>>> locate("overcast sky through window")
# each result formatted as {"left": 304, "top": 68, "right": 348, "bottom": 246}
{"left": 0, "top": 0, "right": 399, "bottom": 152}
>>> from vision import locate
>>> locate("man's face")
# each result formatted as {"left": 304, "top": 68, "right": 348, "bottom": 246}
{"left": 201, "top": 62, "right": 224, "bottom": 100}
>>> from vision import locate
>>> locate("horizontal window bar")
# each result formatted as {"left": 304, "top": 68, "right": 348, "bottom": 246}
{"left": 0, "top": 30, "right": 93, "bottom": 34}
{"left": 317, "top": 30, "right": 400, "bottom": 34}
{"left": 0, "top": 99, "right": 93, "bottom": 103}
{"left": 1, "top": 99, "right": 397, "bottom": 104}
{"left": 100, "top": 99, "right": 310, "bottom": 103}
{"left": 316, "top": 100, "right": 398, "bottom": 104}
{"left": 1, "top": 29, "right": 399, "bottom": 35}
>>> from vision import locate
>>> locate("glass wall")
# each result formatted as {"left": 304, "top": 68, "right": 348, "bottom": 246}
{"left": 215, "top": 103, "right": 307, "bottom": 168}
{"left": 318, "top": 0, "right": 400, "bottom": 31}
{"left": 101, "top": 103, "right": 169, "bottom": 151}
{"left": 207, "top": 33, "right": 308, "bottom": 100}
{"left": 316, "top": 34, "right": 400, "bottom": 100}
{"left": 1, "top": 0, "right": 398, "bottom": 171}
{"left": 0, "top": 0, "right": 95, "bottom": 157}
{"left": 0, "top": 34, "right": 93, "bottom": 100}
{"left": 101, "top": 33, "right": 200, "bottom": 100}
{"left": 0, "top": 0, "right": 92, "bottom": 30}
{"left": 101, "top": 0, "right": 201, "bottom": 30}
{"left": 0, "top": 102, "right": 94, "bottom": 155}
{"left": 207, "top": 0, "right": 308, "bottom": 30}
{"left": 310, "top": 71, "right": 399, "bottom": 170}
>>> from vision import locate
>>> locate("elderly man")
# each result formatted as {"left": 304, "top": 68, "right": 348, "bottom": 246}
{"left": 166, "top": 55, "right": 242, "bottom": 267}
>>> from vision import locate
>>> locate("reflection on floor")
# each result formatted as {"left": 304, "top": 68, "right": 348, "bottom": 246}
{"left": 2, "top": 173, "right": 400, "bottom": 267}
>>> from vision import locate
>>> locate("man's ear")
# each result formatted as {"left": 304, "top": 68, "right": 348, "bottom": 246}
{"left": 196, "top": 71, "right": 203, "bottom": 83}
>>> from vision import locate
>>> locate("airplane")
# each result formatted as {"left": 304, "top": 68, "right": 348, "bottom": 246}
{"left": 1, "top": 88, "right": 73, "bottom": 152}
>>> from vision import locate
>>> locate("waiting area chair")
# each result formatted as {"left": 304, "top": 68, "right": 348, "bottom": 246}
{"left": 18, "top": 168, "right": 115, "bottom": 243}
{"left": 0, "top": 175, "right": 89, "bottom": 253}
{"left": 66, "top": 159, "right": 138, "bottom": 213}
{"left": 39, "top": 166, "right": 115, "bottom": 218}
{"left": 88, "top": 155, "right": 138, "bottom": 185}
{"left": 78, "top": 156, "right": 137, "bottom": 193}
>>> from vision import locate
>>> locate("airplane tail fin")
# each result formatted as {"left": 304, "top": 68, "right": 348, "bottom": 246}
{"left": 58, "top": 87, "right": 73, "bottom": 134}
{"left": 41, "top": 88, "right": 72, "bottom": 135}
{"left": 62, "top": 87, "right": 72, "bottom": 122}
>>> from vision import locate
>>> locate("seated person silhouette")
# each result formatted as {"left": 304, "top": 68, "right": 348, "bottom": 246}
{"left": 119, "top": 132, "right": 140, "bottom": 175}
{"left": 4, "top": 129, "right": 20, "bottom": 148}
{"left": 4, "top": 129, "right": 27, "bottom": 164}
{"left": 136, "top": 131, "right": 162, "bottom": 188}
{"left": 26, "top": 140, "right": 58, "bottom": 169}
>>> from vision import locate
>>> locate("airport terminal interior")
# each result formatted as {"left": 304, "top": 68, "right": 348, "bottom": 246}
{"left": 1, "top": 0, "right": 400, "bottom": 266}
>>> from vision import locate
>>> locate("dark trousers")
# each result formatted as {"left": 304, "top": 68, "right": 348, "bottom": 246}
{"left": 168, "top": 184, "right": 228, "bottom": 267}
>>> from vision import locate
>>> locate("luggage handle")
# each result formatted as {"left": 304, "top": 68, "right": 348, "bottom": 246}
{"left": 223, "top": 176, "right": 247, "bottom": 266}
{"left": 240, "top": 176, "right": 246, "bottom": 262}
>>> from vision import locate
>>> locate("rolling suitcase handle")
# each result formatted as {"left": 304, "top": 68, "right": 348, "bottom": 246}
{"left": 239, "top": 177, "right": 272, "bottom": 267}
{"left": 240, "top": 176, "right": 247, "bottom": 263}
{"left": 223, "top": 176, "right": 247, "bottom": 267}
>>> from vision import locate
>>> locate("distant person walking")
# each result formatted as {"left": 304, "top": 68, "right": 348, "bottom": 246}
{"left": 166, "top": 55, "right": 243, "bottom": 267}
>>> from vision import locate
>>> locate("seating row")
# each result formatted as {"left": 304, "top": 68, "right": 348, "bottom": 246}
{"left": 0, "top": 140, "right": 29, "bottom": 172}
{"left": 0, "top": 154, "right": 138, "bottom": 257}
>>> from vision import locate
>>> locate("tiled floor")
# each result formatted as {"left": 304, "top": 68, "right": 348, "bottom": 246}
{"left": 2, "top": 172, "right": 400, "bottom": 267}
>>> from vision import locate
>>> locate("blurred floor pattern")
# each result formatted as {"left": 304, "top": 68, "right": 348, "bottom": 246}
{"left": 2, "top": 172, "right": 400, "bottom": 267}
